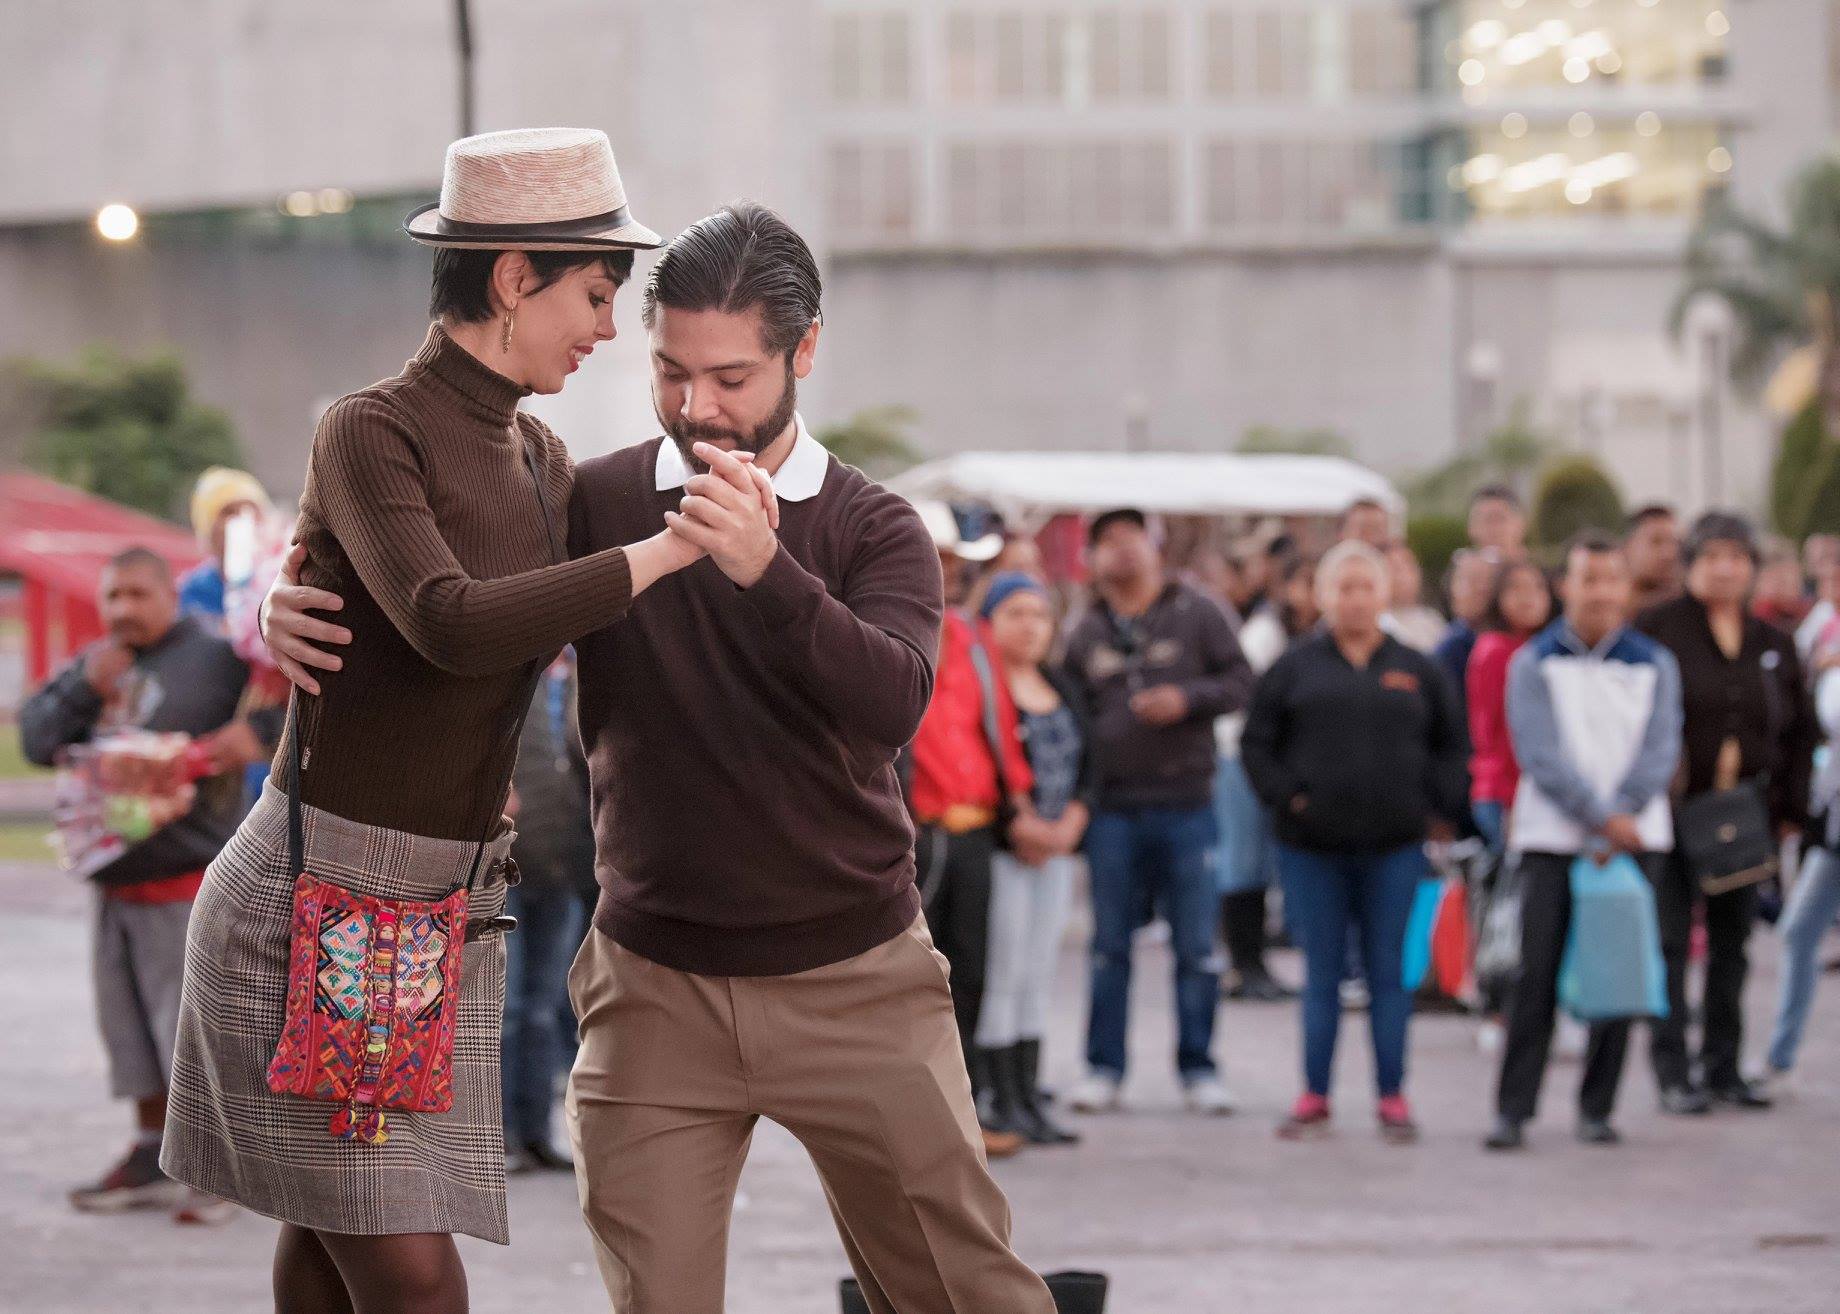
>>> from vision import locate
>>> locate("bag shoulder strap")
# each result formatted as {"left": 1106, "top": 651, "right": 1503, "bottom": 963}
{"left": 961, "top": 613, "right": 1012, "bottom": 801}
{"left": 288, "top": 434, "right": 560, "bottom": 889}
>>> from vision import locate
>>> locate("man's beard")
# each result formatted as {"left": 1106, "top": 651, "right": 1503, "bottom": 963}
{"left": 662, "top": 361, "right": 798, "bottom": 474}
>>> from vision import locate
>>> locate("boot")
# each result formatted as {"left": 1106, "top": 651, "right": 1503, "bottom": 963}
{"left": 975, "top": 1046, "right": 1024, "bottom": 1135}
{"left": 1014, "top": 1040, "right": 1080, "bottom": 1146}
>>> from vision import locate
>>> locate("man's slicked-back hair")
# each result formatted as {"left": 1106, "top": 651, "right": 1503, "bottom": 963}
{"left": 641, "top": 201, "right": 822, "bottom": 358}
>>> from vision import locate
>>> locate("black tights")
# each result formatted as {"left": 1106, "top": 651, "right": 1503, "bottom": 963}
{"left": 274, "top": 1224, "right": 467, "bottom": 1314}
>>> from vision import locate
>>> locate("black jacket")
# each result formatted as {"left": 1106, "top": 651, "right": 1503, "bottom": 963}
{"left": 1634, "top": 593, "right": 1817, "bottom": 829}
{"left": 1242, "top": 631, "right": 1470, "bottom": 854}
{"left": 20, "top": 616, "right": 251, "bottom": 888}
{"left": 1061, "top": 582, "right": 1253, "bottom": 810}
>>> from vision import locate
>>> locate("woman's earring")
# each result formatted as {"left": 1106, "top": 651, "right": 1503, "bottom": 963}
{"left": 500, "top": 312, "right": 515, "bottom": 353}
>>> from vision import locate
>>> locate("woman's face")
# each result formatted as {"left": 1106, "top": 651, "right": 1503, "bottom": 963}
{"left": 988, "top": 589, "right": 1054, "bottom": 667}
{"left": 1687, "top": 540, "right": 1756, "bottom": 609}
{"left": 1500, "top": 565, "right": 1552, "bottom": 634}
{"left": 508, "top": 260, "right": 621, "bottom": 395}
{"left": 1323, "top": 559, "right": 1387, "bottom": 638}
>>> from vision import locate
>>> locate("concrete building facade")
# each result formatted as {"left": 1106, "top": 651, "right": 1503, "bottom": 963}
{"left": 1, "top": 0, "right": 1834, "bottom": 509}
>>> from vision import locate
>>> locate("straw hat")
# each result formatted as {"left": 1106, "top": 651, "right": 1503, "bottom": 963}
{"left": 403, "top": 128, "right": 661, "bottom": 251}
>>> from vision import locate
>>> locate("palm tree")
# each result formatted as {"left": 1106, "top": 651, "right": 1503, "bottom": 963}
{"left": 1671, "top": 157, "right": 1840, "bottom": 432}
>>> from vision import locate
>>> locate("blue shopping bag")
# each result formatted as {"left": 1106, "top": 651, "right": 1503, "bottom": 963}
{"left": 1558, "top": 854, "right": 1669, "bottom": 1022}
{"left": 1400, "top": 876, "right": 1443, "bottom": 993}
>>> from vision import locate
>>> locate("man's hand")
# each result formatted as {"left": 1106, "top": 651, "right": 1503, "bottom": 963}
{"left": 1600, "top": 814, "right": 1644, "bottom": 855}
{"left": 1427, "top": 819, "right": 1457, "bottom": 845}
{"left": 1129, "top": 684, "right": 1188, "bottom": 727}
{"left": 199, "top": 721, "right": 268, "bottom": 774}
{"left": 84, "top": 642, "right": 134, "bottom": 699}
{"left": 662, "top": 442, "right": 781, "bottom": 588}
{"left": 261, "top": 544, "right": 352, "bottom": 696}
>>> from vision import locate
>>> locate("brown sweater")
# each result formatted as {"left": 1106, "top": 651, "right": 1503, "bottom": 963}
{"left": 570, "top": 437, "right": 942, "bottom": 975}
{"left": 283, "top": 325, "right": 633, "bottom": 841}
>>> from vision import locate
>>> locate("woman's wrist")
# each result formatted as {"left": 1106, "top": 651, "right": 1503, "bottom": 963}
{"left": 626, "top": 530, "right": 703, "bottom": 598}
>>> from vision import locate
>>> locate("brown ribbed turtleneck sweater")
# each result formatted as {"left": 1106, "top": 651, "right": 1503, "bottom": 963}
{"left": 282, "top": 324, "right": 633, "bottom": 840}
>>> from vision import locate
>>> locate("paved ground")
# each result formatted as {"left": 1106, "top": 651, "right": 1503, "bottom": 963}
{"left": 5, "top": 856, "right": 1839, "bottom": 1313}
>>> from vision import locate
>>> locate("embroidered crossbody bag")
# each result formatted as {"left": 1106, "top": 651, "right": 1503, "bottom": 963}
{"left": 265, "top": 437, "right": 558, "bottom": 1144}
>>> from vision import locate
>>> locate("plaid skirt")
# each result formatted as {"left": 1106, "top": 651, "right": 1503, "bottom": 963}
{"left": 161, "top": 781, "right": 515, "bottom": 1243}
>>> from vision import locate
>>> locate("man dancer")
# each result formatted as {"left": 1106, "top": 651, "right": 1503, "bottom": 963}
{"left": 263, "top": 202, "right": 1053, "bottom": 1313}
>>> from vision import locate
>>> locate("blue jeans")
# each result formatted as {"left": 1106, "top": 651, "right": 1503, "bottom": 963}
{"left": 1768, "top": 846, "right": 1840, "bottom": 1073}
{"left": 501, "top": 882, "right": 585, "bottom": 1146}
{"left": 1085, "top": 804, "right": 1223, "bottom": 1081}
{"left": 1276, "top": 843, "right": 1424, "bottom": 1098}
{"left": 1213, "top": 754, "right": 1276, "bottom": 895}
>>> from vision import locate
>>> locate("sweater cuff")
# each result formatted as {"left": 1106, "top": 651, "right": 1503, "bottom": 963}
{"left": 740, "top": 543, "right": 815, "bottom": 628}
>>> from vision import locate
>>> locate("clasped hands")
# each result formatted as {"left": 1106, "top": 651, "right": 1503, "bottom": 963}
{"left": 662, "top": 442, "right": 782, "bottom": 589}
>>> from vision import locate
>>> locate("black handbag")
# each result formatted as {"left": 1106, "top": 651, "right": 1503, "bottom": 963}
{"left": 841, "top": 1271, "right": 1107, "bottom": 1314}
{"left": 1675, "top": 779, "right": 1777, "bottom": 896}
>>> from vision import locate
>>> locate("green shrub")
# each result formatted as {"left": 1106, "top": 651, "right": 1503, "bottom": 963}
{"left": 1532, "top": 455, "right": 1624, "bottom": 551}
{"left": 1773, "top": 399, "right": 1828, "bottom": 536}
{"left": 1406, "top": 514, "right": 1469, "bottom": 591}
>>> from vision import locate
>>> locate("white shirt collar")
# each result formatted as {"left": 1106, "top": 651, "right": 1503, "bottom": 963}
{"left": 653, "top": 413, "right": 830, "bottom": 503}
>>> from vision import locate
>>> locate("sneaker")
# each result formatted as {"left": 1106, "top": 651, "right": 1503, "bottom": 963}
{"left": 1658, "top": 1084, "right": 1712, "bottom": 1116}
{"left": 1476, "top": 1018, "right": 1506, "bottom": 1056}
{"left": 1482, "top": 1117, "right": 1525, "bottom": 1151}
{"left": 1708, "top": 1077, "right": 1774, "bottom": 1110}
{"left": 1067, "top": 1072, "right": 1123, "bottom": 1114}
{"left": 1339, "top": 979, "right": 1370, "bottom": 1011}
{"left": 173, "top": 1189, "right": 236, "bottom": 1226}
{"left": 69, "top": 1142, "right": 181, "bottom": 1213}
{"left": 1576, "top": 1118, "right": 1621, "bottom": 1146}
{"left": 1276, "top": 1093, "right": 1332, "bottom": 1140}
{"left": 1183, "top": 1075, "right": 1238, "bottom": 1116}
{"left": 1749, "top": 1065, "right": 1794, "bottom": 1101}
{"left": 1377, "top": 1095, "right": 1419, "bottom": 1144}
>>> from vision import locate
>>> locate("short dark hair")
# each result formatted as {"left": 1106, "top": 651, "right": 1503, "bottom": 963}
{"left": 1683, "top": 509, "right": 1761, "bottom": 566}
{"left": 1566, "top": 529, "right": 1626, "bottom": 563}
{"left": 428, "top": 247, "right": 636, "bottom": 323}
{"left": 1470, "top": 483, "right": 1521, "bottom": 511}
{"left": 1624, "top": 503, "right": 1676, "bottom": 533}
{"left": 641, "top": 201, "right": 822, "bottom": 358}
{"left": 105, "top": 546, "right": 171, "bottom": 581}
{"left": 1088, "top": 508, "right": 1148, "bottom": 547}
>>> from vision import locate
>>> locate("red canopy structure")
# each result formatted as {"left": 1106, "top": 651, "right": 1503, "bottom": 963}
{"left": 0, "top": 473, "right": 203, "bottom": 685}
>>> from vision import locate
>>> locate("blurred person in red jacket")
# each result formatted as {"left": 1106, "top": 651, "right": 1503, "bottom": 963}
{"left": 909, "top": 501, "right": 1035, "bottom": 1157}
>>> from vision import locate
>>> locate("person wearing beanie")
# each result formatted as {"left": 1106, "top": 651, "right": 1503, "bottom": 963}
{"left": 178, "top": 467, "right": 275, "bottom": 629}
{"left": 1635, "top": 510, "right": 1817, "bottom": 1114}
{"left": 974, "top": 572, "right": 1087, "bottom": 1146}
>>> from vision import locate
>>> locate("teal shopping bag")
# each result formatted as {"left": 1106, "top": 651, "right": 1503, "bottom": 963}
{"left": 1558, "top": 854, "right": 1669, "bottom": 1022}
{"left": 1400, "top": 876, "right": 1443, "bottom": 993}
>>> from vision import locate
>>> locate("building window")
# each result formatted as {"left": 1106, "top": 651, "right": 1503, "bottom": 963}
{"left": 1205, "top": 135, "right": 1396, "bottom": 231}
{"left": 1454, "top": 121, "right": 1726, "bottom": 222}
{"left": 1441, "top": 0, "right": 1730, "bottom": 96}
{"left": 828, "top": 141, "right": 917, "bottom": 240}
{"left": 944, "top": 9, "right": 1072, "bottom": 103}
{"left": 827, "top": 12, "right": 912, "bottom": 104}
{"left": 943, "top": 139, "right": 1177, "bottom": 240}
{"left": 1090, "top": 8, "right": 1173, "bottom": 101}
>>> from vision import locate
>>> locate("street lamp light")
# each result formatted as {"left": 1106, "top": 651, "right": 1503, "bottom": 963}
{"left": 95, "top": 203, "right": 139, "bottom": 242}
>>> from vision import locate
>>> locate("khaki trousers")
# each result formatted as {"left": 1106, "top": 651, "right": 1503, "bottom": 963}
{"left": 565, "top": 914, "right": 1055, "bottom": 1314}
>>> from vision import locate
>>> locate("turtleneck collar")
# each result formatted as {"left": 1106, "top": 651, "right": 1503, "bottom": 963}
{"left": 409, "top": 322, "right": 530, "bottom": 427}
